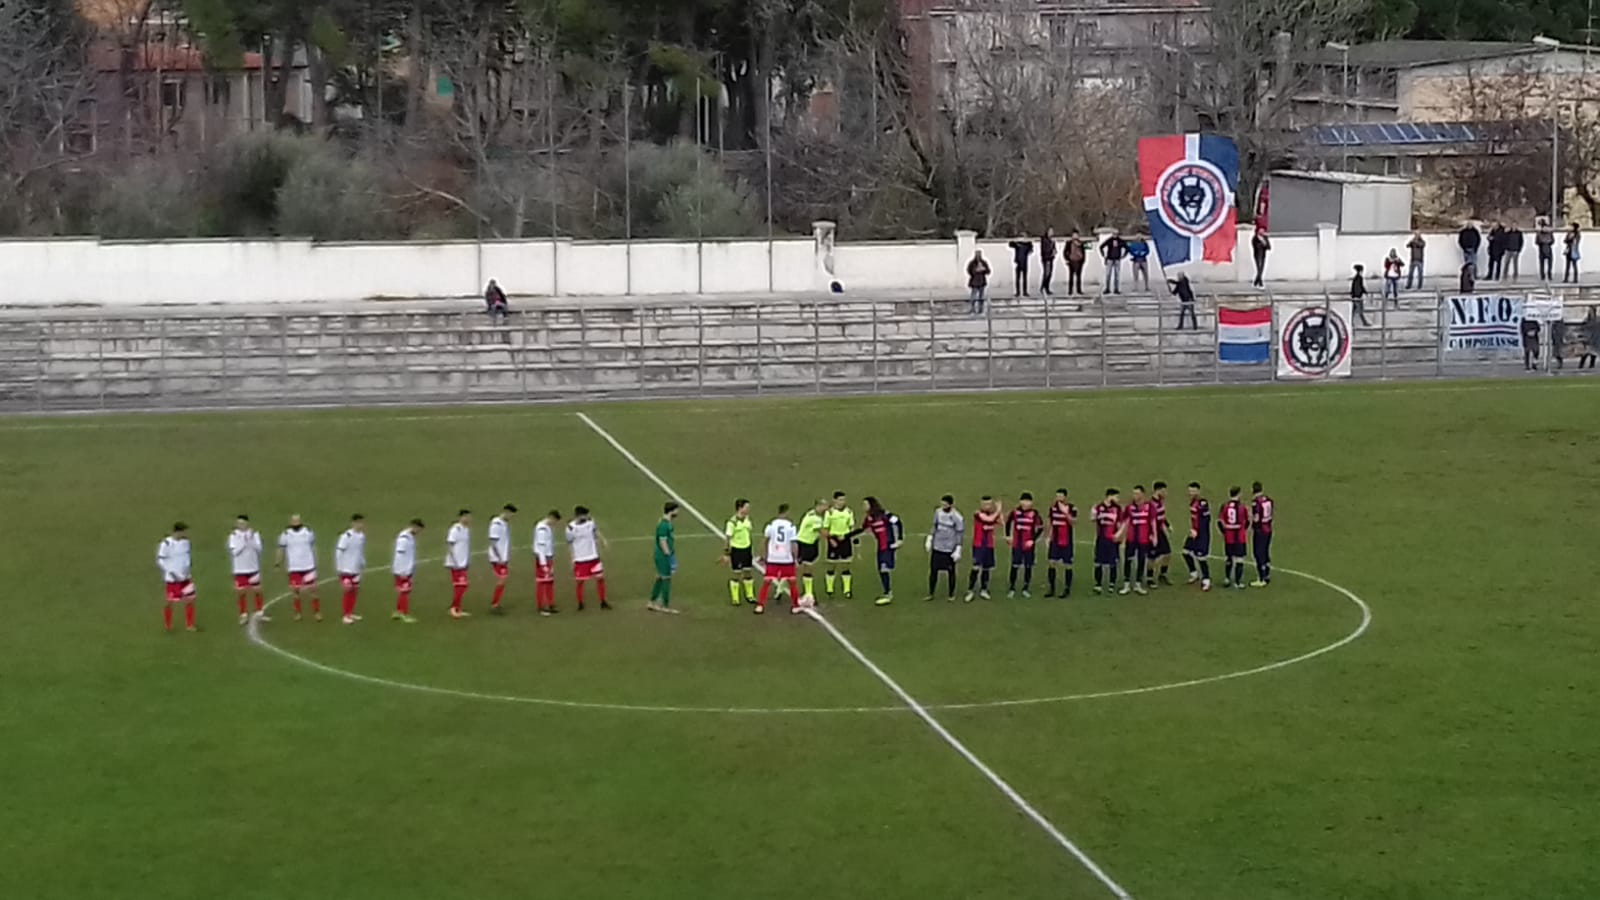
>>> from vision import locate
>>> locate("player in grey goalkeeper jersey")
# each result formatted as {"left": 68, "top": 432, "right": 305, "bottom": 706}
{"left": 924, "top": 495, "right": 965, "bottom": 601}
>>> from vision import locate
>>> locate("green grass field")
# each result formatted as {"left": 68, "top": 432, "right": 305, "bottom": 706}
{"left": 3, "top": 379, "right": 1598, "bottom": 900}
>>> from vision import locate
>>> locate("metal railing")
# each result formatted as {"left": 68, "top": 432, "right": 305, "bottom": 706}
{"left": 0, "top": 291, "right": 1586, "bottom": 414}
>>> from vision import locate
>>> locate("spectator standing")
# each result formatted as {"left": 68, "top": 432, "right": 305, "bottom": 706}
{"left": 966, "top": 250, "right": 991, "bottom": 315}
{"left": 1039, "top": 228, "right": 1057, "bottom": 296}
{"left": 1579, "top": 306, "right": 1599, "bottom": 369}
{"left": 1169, "top": 273, "right": 1197, "bottom": 330}
{"left": 1008, "top": 238, "right": 1034, "bottom": 297}
{"left": 484, "top": 279, "right": 509, "bottom": 322}
{"left": 1520, "top": 315, "right": 1542, "bottom": 370}
{"left": 1536, "top": 218, "right": 1556, "bottom": 280}
{"left": 1458, "top": 221, "right": 1482, "bottom": 275}
{"left": 1349, "top": 264, "right": 1371, "bottom": 326}
{"left": 1563, "top": 223, "right": 1582, "bottom": 283}
{"left": 1382, "top": 249, "right": 1403, "bottom": 303}
{"left": 1065, "top": 230, "right": 1088, "bottom": 295}
{"left": 1459, "top": 263, "right": 1476, "bottom": 295}
{"left": 1099, "top": 230, "right": 1126, "bottom": 294}
{"left": 1505, "top": 224, "right": 1524, "bottom": 281}
{"left": 1405, "top": 230, "right": 1427, "bottom": 289}
{"left": 1251, "top": 228, "right": 1271, "bottom": 287}
{"left": 1551, "top": 317, "right": 1568, "bottom": 370}
{"left": 1486, "top": 222, "right": 1506, "bottom": 280}
{"left": 1126, "top": 234, "right": 1151, "bottom": 291}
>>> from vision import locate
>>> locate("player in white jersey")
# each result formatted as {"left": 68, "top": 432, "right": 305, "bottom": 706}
{"left": 445, "top": 509, "right": 473, "bottom": 618}
{"left": 228, "top": 514, "right": 267, "bottom": 624}
{"left": 565, "top": 505, "right": 610, "bottom": 610}
{"left": 157, "top": 522, "right": 197, "bottom": 632}
{"left": 391, "top": 518, "right": 424, "bottom": 623}
{"left": 532, "top": 509, "right": 561, "bottom": 616}
{"left": 487, "top": 503, "right": 517, "bottom": 613}
{"left": 756, "top": 504, "right": 802, "bottom": 615}
{"left": 334, "top": 514, "right": 367, "bottom": 625}
{"left": 275, "top": 514, "right": 321, "bottom": 622}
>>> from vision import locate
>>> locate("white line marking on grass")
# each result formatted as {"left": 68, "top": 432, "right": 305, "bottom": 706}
{"left": 575, "top": 411, "right": 1136, "bottom": 899}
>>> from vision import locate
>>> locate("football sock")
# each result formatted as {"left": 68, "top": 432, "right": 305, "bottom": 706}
{"left": 650, "top": 580, "right": 661, "bottom": 602}
{"left": 1047, "top": 568, "right": 1058, "bottom": 593}
{"left": 1257, "top": 561, "right": 1270, "bottom": 581}
{"left": 1094, "top": 566, "right": 1104, "bottom": 587}
{"left": 492, "top": 584, "right": 505, "bottom": 607}
{"left": 237, "top": 596, "right": 247, "bottom": 615}
{"left": 397, "top": 591, "right": 411, "bottom": 614}
{"left": 1183, "top": 553, "right": 1196, "bottom": 574}
{"left": 928, "top": 570, "right": 939, "bottom": 594}
{"left": 879, "top": 571, "right": 892, "bottom": 594}
{"left": 802, "top": 575, "right": 814, "bottom": 596}
{"left": 841, "top": 572, "right": 852, "bottom": 594}
{"left": 254, "top": 592, "right": 264, "bottom": 611}
{"left": 1199, "top": 560, "right": 1210, "bottom": 581}
{"left": 946, "top": 571, "right": 957, "bottom": 597}
{"left": 980, "top": 569, "right": 992, "bottom": 590}
{"left": 1022, "top": 565, "right": 1034, "bottom": 589}
{"left": 1234, "top": 562, "right": 1245, "bottom": 583}
{"left": 596, "top": 578, "right": 608, "bottom": 602}
{"left": 660, "top": 580, "right": 672, "bottom": 607}
{"left": 825, "top": 571, "right": 836, "bottom": 592}
{"left": 163, "top": 605, "right": 173, "bottom": 629}
{"left": 968, "top": 568, "right": 980, "bottom": 590}
{"left": 1064, "top": 567, "right": 1074, "bottom": 593}
{"left": 787, "top": 579, "right": 801, "bottom": 605}
{"left": 1008, "top": 566, "right": 1019, "bottom": 590}
{"left": 184, "top": 604, "right": 196, "bottom": 628}
{"left": 341, "top": 590, "right": 355, "bottom": 617}
{"left": 450, "top": 585, "right": 466, "bottom": 610}
{"left": 1135, "top": 558, "right": 1146, "bottom": 583}
{"left": 311, "top": 597, "right": 321, "bottom": 615}
{"left": 757, "top": 580, "right": 771, "bottom": 605}
{"left": 575, "top": 581, "right": 587, "bottom": 605}
{"left": 293, "top": 596, "right": 303, "bottom": 615}
{"left": 728, "top": 580, "right": 741, "bottom": 604}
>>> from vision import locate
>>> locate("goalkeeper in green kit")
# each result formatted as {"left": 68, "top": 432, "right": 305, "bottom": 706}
{"left": 649, "top": 502, "right": 681, "bottom": 614}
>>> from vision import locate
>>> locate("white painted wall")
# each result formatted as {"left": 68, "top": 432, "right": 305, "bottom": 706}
{"left": 0, "top": 226, "right": 1591, "bottom": 307}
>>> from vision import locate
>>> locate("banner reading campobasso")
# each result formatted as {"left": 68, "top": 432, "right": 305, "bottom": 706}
{"left": 1443, "top": 295, "right": 1523, "bottom": 353}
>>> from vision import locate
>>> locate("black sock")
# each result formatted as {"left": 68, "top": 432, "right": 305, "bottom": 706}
{"left": 1123, "top": 556, "right": 1133, "bottom": 582}
{"left": 1023, "top": 565, "right": 1033, "bottom": 589}
{"left": 1183, "top": 553, "right": 1196, "bottom": 573}
{"left": 968, "top": 568, "right": 979, "bottom": 590}
{"left": 1094, "top": 566, "right": 1104, "bottom": 587}
{"left": 945, "top": 571, "right": 957, "bottom": 597}
{"left": 880, "top": 571, "right": 892, "bottom": 594}
{"left": 1047, "top": 568, "right": 1058, "bottom": 593}
{"left": 981, "top": 569, "right": 992, "bottom": 590}
{"left": 1064, "top": 567, "right": 1073, "bottom": 594}
{"left": 1009, "top": 566, "right": 1019, "bottom": 590}
{"left": 1135, "top": 557, "right": 1146, "bottom": 583}
{"left": 928, "top": 570, "right": 938, "bottom": 595}
{"left": 1199, "top": 560, "right": 1211, "bottom": 580}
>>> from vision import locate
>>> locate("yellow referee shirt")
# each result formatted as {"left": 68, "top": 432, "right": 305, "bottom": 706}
{"left": 724, "top": 516, "right": 753, "bottom": 550}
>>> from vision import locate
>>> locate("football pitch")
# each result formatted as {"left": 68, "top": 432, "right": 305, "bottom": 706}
{"left": 4, "top": 379, "right": 1598, "bottom": 900}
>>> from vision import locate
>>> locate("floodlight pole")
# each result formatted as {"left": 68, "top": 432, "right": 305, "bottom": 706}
{"left": 1535, "top": 36, "right": 1562, "bottom": 225}
{"left": 1326, "top": 42, "right": 1352, "bottom": 172}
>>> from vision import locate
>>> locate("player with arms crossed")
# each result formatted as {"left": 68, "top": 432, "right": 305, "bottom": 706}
{"left": 1091, "top": 489, "right": 1123, "bottom": 594}
{"left": 567, "top": 506, "right": 610, "bottom": 610}
{"left": 795, "top": 500, "right": 827, "bottom": 599}
{"left": 487, "top": 504, "right": 517, "bottom": 613}
{"left": 228, "top": 515, "right": 267, "bottom": 624}
{"left": 650, "top": 502, "right": 681, "bottom": 614}
{"left": 924, "top": 495, "right": 963, "bottom": 602}
{"left": 756, "top": 504, "right": 802, "bottom": 615}
{"left": 157, "top": 522, "right": 197, "bottom": 632}
{"left": 724, "top": 499, "right": 756, "bottom": 606}
{"left": 822, "top": 491, "right": 857, "bottom": 600}
{"left": 334, "top": 514, "right": 367, "bottom": 625}
{"left": 1120, "top": 485, "right": 1153, "bottom": 595}
{"left": 276, "top": 514, "right": 321, "bottom": 621}
{"left": 391, "top": 518, "right": 423, "bottom": 623}
{"left": 1183, "top": 483, "right": 1213, "bottom": 591}
{"left": 1218, "top": 486, "right": 1251, "bottom": 590}
{"left": 1250, "top": 481, "right": 1274, "bottom": 587}
{"left": 862, "top": 496, "right": 904, "bottom": 606}
{"left": 445, "top": 509, "right": 473, "bottom": 618}
{"left": 533, "top": 510, "right": 560, "bottom": 616}
{"left": 964, "top": 495, "right": 1003, "bottom": 602}
{"left": 1006, "top": 492, "right": 1045, "bottom": 598}
{"left": 1045, "top": 489, "right": 1077, "bottom": 598}
{"left": 1148, "top": 481, "right": 1174, "bottom": 588}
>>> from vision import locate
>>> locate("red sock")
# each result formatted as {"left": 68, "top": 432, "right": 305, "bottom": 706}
{"left": 254, "top": 592, "right": 264, "bottom": 611}
{"left": 451, "top": 584, "right": 467, "bottom": 610}
{"left": 541, "top": 582, "right": 553, "bottom": 608}
{"left": 757, "top": 579, "right": 771, "bottom": 605}
{"left": 397, "top": 591, "right": 410, "bottom": 615}
{"left": 311, "top": 597, "right": 321, "bottom": 615}
{"left": 575, "top": 581, "right": 586, "bottom": 604}
{"left": 163, "top": 605, "right": 173, "bottom": 629}
{"left": 596, "top": 578, "right": 607, "bottom": 602}
{"left": 492, "top": 583, "right": 505, "bottom": 608}
{"left": 184, "top": 604, "right": 196, "bottom": 629}
{"left": 342, "top": 590, "right": 355, "bottom": 617}
{"left": 293, "top": 596, "right": 302, "bottom": 615}
{"left": 237, "top": 595, "right": 247, "bottom": 615}
{"left": 788, "top": 578, "right": 801, "bottom": 605}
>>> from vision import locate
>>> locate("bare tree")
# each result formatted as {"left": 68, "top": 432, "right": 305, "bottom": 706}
{"left": 0, "top": 0, "right": 97, "bottom": 230}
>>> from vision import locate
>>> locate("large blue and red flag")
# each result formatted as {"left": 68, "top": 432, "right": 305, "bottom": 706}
{"left": 1137, "top": 133, "right": 1240, "bottom": 267}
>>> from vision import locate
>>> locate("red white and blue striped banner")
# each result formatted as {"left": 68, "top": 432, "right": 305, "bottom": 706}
{"left": 1137, "top": 133, "right": 1240, "bottom": 268}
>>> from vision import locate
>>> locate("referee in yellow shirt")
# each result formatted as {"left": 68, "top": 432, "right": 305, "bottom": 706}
{"left": 796, "top": 499, "right": 827, "bottom": 597}
{"left": 724, "top": 499, "right": 756, "bottom": 605}
{"left": 823, "top": 491, "right": 857, "bottom": 599}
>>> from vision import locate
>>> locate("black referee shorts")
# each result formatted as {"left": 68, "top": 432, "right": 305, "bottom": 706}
{"left": 728, "top": 547, "right": 754, "bottom": 571}
{"left": 797, "top": 542, "right": 819, "bottom": 564}
{"left": 826, "top": 540, "right": 853, "bottom": 563}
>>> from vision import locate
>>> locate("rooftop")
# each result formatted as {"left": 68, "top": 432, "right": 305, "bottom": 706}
{"left": 1315, "top": 40, "right": 1550, "bottom": 70}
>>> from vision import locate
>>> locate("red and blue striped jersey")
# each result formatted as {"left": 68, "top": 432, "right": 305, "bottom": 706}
{"left": 1092, "top": 502, "right": 1121, "bottom": 541}
{"left": 1048, "top": 502, "right": 1077, "bottom": 548}
{"left": 1007, "top": 508, "right": 1045, "bottom": 550}
{"left": 1251, "top": 496, "right": 1273, "bottom": 535}
{"left": 1219, "top": 500, "right": 1250, "bottom": 542}
{"left": 972, "top": 510, "right": 1001, "bottom": 549}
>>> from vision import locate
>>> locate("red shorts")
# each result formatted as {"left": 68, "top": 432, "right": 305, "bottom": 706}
{"left": 535, "top": 560, "right": 554, "bottom": 583}
{"left": 288, "top": 570, "right": 317, "bottom": 589}
{"left": 339, "top": 574, "right": 361, "bottom": 591}
{"left": 765, "top": 562, "right": 797, "bottom": 580}
{"left": 492, "top": 562, "right": 509, "bottom": 579}
{"left": 573, "top": 559, "right": 604, "bottom": 581}
{"left": 164, "top": 580, "right": 196, "bottom": 602}
{"left": 449, "top": 568, "right": 470, "bottom": 588}
{"left": 233, "top": 572, "right": 261, "bottom": 590}
{"left": 394, "top": 575, "right": 414, "bottom": 592}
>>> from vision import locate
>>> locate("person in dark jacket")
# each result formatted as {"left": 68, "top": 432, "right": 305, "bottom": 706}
{"left": 1551, "top": 317, "right": 1568, "bottom": 369}
{"left": 1504, "top": 225, "right": 1524, "bottom": 280}
{"left": 1563, "top": 223, "right": 1582, "bottom": 283}
{"left": 1251, "top": 228, "right": 1271, "bottom": 287}
{"left": 1039, "top": 228, "right": 1057, "bottom": 296}
{"left": 1486, "top": 222, "right": 1506, "bottom": 280}
{"left": 1579, "top": 306, "right": 1599, "bottom": 369}
{"left": 484, "top": 278, "right": 509, "bottom": 321}
{"left": 1349, "top": 264, "right": 1371, "bottom": 326}
{"left": 1536, "top": 218, "right": 1556, "bottom": 280}
{"left": 1168, "top": 273, "right": 1197, "bottom": 330}
{"left": 966, "top": 250, "right": 991, "bottom": 315}
{"left": 1008, "top": 238, "right": 1034, "bottom": 297}
{"left": 1521, "top": 315, "right": 1542, "bottom": 370}
{"left": 1065, "top": 230, "right": 1088, "bottom": 295}
{"left": 1100, "top": 230, "right": 1126, "bottom": 294}
{"left": 1458, "top": 222, "right": 1482, "bottom": 275}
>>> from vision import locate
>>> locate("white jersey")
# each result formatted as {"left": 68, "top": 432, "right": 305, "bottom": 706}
{"left": 764, "top": 518, "right": 797, "bottom": 564}
{"left": 228, "top": 528, "right": 263, "bottom": 574}
{"left": 392, "top": 530, "right": 417, "bottom": 577}
{"left": 445, "top": 522, "right": 471, "bottom": 570}
{"left": 278, "top": 527, "right": 316, "bottom": 573}
{"left": 533, "top": 521, "right": 556, "bottom": 564}
{"left": 488, "top": 516, "right": 511, "bottom": 565}
{"left": 335, "top": 529, "right": 366, "bottom": 575}
{"left": 157, "top": 536, "right": 192, "bottom": 582}
{"left": 565, "top": 519, "right": 600, "bottom": 563}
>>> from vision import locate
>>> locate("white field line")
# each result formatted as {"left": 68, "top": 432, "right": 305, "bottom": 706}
{"left": 574, "top": 410, "right": 1136, "bottom": 900}
{"left": 6, "top": 376, "right": 1597, "bottom": 431}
